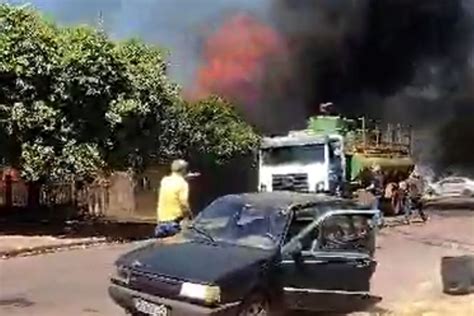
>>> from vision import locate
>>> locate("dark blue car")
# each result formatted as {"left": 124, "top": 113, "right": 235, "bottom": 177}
{"left": 109, "top": 192, "right": 380, "bottom": 316}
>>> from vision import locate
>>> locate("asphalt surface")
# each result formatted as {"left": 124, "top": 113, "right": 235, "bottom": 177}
{"left": 0, "top": 210, "right": 473, "bottom": 316}
{"left": 0, "top": 243, "right": 129, "bottom": 316}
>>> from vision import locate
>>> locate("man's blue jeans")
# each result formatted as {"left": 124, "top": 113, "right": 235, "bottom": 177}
{"left": 403, "top": 197, "right": 413, "bottom": 218}
{"left": 154, "top": 221, "right": 181, "bottom": 238}
{"left": 372, "top": 196, "right": 384, "bottom": 228}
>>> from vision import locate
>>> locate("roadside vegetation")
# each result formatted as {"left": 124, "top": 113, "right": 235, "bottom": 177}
{"left": 0, "top": 4, "right": 259, "bottom": 205}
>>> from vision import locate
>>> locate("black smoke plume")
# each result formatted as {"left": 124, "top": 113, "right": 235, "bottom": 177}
{"left": 269, "top": 0, "right": 474, "bottom": 172}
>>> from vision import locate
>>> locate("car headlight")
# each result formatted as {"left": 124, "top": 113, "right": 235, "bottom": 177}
{"left": 111, "top": 265, "right": 130, "bottom": 284}
{"left": 180, "top": 282, "right": 221, "bottom": 305}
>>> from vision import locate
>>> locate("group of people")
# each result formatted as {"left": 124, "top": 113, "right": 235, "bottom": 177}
{"left": 154, "top": 159, "right": 428, "bottom": 240}
{"left": 368, "top": 164, "right": 428, "bottom": 224}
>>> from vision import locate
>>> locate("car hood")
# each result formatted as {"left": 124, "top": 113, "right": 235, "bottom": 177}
{"left": 116, "top": 234, "right": 278, "bottom": 285}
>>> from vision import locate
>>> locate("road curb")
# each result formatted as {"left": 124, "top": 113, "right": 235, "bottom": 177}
{"left": 0, "top": 238, "right": 111, "bottom": 260}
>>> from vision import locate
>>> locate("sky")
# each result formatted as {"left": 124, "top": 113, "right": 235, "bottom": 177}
{"left": 4, "top": 0, "right": 270, "bottom": 85}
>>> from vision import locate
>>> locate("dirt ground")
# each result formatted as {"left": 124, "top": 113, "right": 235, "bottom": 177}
{"left": 369, "top": 209, "right": 474, "bottom": 315}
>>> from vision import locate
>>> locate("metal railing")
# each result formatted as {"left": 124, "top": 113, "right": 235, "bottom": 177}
{"left": 345, "top": 118, "right": 412, "bottom": 156}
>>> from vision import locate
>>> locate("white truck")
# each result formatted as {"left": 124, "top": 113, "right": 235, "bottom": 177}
{"left": 258, "top": 130, "right": 345, "bottom": 194}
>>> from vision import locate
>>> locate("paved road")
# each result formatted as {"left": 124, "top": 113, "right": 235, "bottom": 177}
{"left": 1, "top": 211, "right": 473, "bottom": 316}
{"left": 0, "top": 243, "right": 130, "bottom": 316}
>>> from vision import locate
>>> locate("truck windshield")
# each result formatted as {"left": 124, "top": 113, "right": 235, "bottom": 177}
{"left": 262, "top": 144, "right": 325, "bottom": 165}
{"left": 189, "top": 196, "right": 290, "bottom": 250}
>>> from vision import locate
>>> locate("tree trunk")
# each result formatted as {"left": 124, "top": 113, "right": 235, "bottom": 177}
{"left": 5, "top": 175, "right": 12, "bottom": 209}
{"left": 27, "top": 182, "right": 41, "bottom": 210}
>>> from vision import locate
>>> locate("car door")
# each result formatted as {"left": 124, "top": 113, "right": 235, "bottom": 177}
{"left": 279, "top": 211, "right": 378, "bottom": 313}
{"left": 439, "top": 178, "right": 465, "bottom": 196}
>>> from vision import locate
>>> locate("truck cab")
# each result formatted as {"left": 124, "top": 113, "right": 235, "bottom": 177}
{"left": 258, "top": 113, "right": 415, "bottom": 214}
{"left": 258, "top": 131, "right": 345, "bottom": 194}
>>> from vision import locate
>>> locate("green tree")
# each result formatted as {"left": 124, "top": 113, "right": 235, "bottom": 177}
{"left": 105, "top": 38, "right": 187, "bottom": 170}
{"left": 185, "top": 95, "right": 260, "bottom": 165}
{"left": 0, "top": 4, "right": 260, "bottom": 209}
{"left": 0, "top": 5, "right": 161, "bottom": 182}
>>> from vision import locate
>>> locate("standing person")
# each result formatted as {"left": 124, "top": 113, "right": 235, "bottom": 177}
{"left": 398, "top": 180, "right": 412, "bottom": 223}
{"left": 155, "top": 159, "right": 192, "bottom": 238}
{"left": 366, "top": 164, "right": 385, "bottom": 228}
{"left": 406, "top": 168, "right": 428, "bottom": 223}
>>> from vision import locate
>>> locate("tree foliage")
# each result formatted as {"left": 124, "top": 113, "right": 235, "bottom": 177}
{"left": 185, "top": 96, "right": 260, "bottom": 164}
{"left": 0, "top": 4, "right": 259, "bottom": 183}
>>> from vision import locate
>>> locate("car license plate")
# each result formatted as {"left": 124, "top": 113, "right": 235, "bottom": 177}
{"left": 134, "top": 298, "right": 169, "bottom": 316}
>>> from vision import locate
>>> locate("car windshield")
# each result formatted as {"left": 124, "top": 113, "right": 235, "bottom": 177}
{"left": 188, "top": 196, "right": 291, "bottom": 250}
{"left": 262, "top": 144, "right": 325, "bottom": 166}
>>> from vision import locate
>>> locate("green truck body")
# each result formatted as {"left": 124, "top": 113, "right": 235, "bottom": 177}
{"left": 308, "top": 115, "right": 415, "bottom": 185}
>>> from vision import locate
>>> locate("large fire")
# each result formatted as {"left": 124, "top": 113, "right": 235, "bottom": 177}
{"left": 189, "top": 13, "right": 287, "bottom": 107}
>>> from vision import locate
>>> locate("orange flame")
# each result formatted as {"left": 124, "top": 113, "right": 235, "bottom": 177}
{"left": 189, "top": 13, "right": 287, "bottom": 106}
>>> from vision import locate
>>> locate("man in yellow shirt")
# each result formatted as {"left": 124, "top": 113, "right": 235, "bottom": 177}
{"left": 155, "top": 159, "right": 191, "bottom": 238}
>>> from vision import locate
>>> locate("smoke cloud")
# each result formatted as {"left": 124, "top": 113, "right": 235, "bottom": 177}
{"left": 194, "top": 0, "right": 474, "bottom": 171}
{"left": 188, "top": 12, "right": 298, "bottom": 132}
{"left": 270, "top": 0, "right": 472, "bottom": 119}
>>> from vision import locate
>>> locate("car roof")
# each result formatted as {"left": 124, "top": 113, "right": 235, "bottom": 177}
{"left": 439, "top": 176, "right": 467, "bottom": 182}
{"left": 216, "top": 192, "right": 367, "bottom": 217}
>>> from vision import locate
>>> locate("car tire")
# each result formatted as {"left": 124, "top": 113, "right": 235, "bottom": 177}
{"left": 238, "top": 293, "right": 272, "bottom": 316}
{"left": 461, "top": 189, "right": 473, "bottom": 197}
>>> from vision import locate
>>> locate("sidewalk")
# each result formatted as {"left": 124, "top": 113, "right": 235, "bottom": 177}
{"left": 0, "top": 219, "right": 156, "bottom": 259}
{"left": 0, "top": 235, "right": 108, "bottom": 259}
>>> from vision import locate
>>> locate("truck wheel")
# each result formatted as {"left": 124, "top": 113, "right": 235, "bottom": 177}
{"left": 238, "top": 293, "right": 271, "bottom": 316}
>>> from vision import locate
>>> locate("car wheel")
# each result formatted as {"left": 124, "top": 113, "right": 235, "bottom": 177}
{"left": 461, "top": 189, "right": 473, "bottom": 197}
{"left": 238, "top": 293, "right": 271, "bottom": 316}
